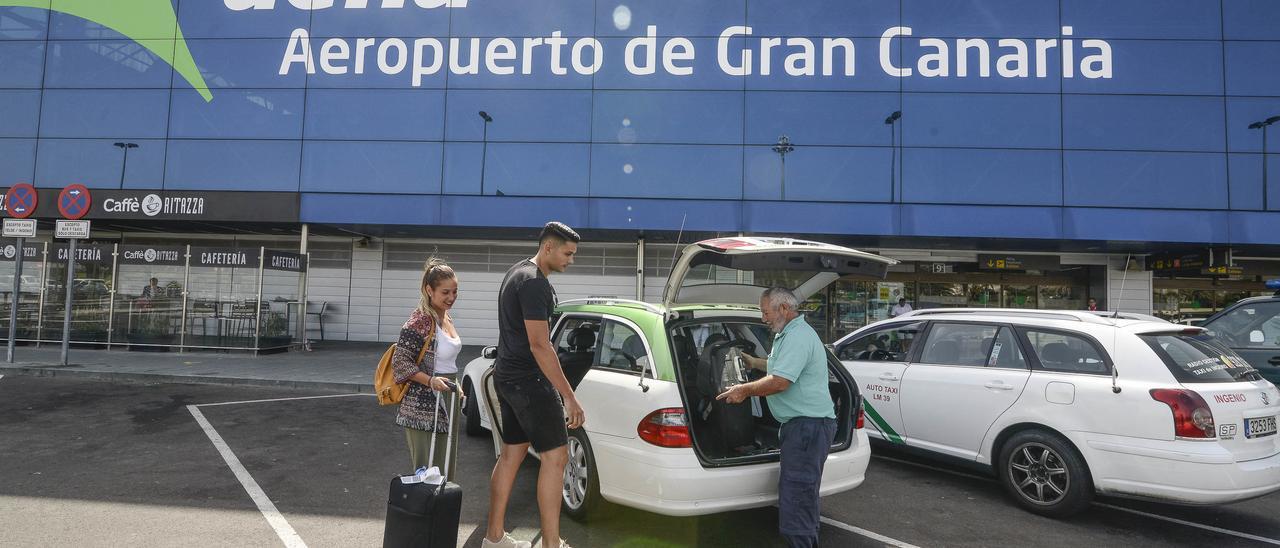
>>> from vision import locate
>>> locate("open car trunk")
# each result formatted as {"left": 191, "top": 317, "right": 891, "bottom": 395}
{"left": 668, "top": 316, "right": 859, "bottom": 467}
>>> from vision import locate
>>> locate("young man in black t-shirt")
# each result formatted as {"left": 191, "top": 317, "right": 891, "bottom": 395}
{"left": 483, "top": 221, "right": 585, "bottom": 548}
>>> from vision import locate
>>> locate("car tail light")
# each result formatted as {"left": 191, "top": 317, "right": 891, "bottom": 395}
{"left": 638, "top": 408, "right": 692, "bottom": 448}
{"left": 1150, "top": 389, "right": 1216, "bottom": 439}
{"left": 855, "top": 399, "right": 865, "bottom": 429}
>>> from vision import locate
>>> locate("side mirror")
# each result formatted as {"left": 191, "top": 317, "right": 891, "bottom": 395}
{"left": 482, "top": 345, "right": 497, "bottom": 359}
{"left": 1250, "top": 331, "right": 1266, "bottom": 344}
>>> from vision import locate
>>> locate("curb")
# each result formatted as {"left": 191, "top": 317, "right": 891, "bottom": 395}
{"left": 1, "top": 366, "right": 373, "bottom": 393}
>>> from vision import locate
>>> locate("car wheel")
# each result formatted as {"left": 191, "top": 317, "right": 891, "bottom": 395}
{"left": 463, "top": 378, "right": 485, "bottom": 437}
{"left": 998, "top": 430, "right": 1093, "bottom": 518}
{"left": 562, "top": 428, "right": 605, "bottom": 521}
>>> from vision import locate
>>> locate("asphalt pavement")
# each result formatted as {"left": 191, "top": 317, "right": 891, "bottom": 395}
{"left": 4, "top": 373, "right": 1280, "bottom": 547}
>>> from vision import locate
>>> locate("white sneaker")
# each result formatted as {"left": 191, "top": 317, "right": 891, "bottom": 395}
{"left": 482, "top": 533, "right": 532, "bottom": 548}
{"left": 539, "top": 539, "right": 571, "bottom": 548}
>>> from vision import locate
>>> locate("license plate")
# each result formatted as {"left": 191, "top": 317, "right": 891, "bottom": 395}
{"left": 1245, "top": 416, "right": 1278, "bottom": 439}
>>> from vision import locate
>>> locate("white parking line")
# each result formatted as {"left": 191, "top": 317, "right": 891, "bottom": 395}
{"left": 819, "top": 516, "right": 921, "bottom": 548}
{"left": 188, "top": 404, "right": 308, "bottom": 548}
{"left": 870, "top": 454, "right": 1280, "bottom": 545}
{"left": 196, "top": 393, "right": 373, "bottom": 408}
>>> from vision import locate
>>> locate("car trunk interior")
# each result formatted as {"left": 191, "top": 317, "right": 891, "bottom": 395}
{"left": 668, "top": 316, "right": 856, "bottom": 466}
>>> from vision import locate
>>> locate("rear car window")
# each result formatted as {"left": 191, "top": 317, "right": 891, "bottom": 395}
{"left": 1141, "top": 334, "right": 1259, "bottom": 383}
{"left": 1023, "top": 329, "right": 1109, "bottom": 374}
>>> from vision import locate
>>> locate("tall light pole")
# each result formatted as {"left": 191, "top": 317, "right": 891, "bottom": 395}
{"left": 478, "top": 111, "right": 493, "bottom": 195}
{"left": 113, "top": 142, "right": 138, "bottom": 189}
{"left": 772, "top": 135, "right": 794, "bottom": 200}
{"left": 884, "top": 111, "right": 901, "bottom": 202}
{"left": 1249, "top": 115, "right": 1280, "bottom": 210}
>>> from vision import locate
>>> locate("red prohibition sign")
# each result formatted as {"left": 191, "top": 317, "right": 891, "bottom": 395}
{"left": 4, "top": 183, "right": 38, "bottom": 219}
{"left": 58, "top": 184, "right": 92, "bottom": 220}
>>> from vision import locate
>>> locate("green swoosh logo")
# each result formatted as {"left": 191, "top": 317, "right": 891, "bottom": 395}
{"left": 3, "top": 0, "right": 212, "bottom": 102}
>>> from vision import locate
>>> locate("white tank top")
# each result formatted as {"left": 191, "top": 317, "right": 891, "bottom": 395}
{"left": 433, "top": 324, "right": 462, "bottom": 375}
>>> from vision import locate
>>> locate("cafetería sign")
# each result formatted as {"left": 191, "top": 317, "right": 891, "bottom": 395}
{"left": 192, "top": 247, "right": 260, "bottom": 268}
{"left": 0, "top": 189, "right": 299, "bottom": 223}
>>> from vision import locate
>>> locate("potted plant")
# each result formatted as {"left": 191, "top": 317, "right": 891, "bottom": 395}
{"left": 257, "top": 311, "right": 292, "bottom": 351}
{"left": 126, "top": 307, "right": 177, "bottom": 351}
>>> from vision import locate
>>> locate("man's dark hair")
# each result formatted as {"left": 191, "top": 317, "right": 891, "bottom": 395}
{"left": 539, "top": 221, "right": 581, "bottom": 246}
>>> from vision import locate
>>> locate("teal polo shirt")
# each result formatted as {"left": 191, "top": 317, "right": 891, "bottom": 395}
{"left": 766, "top": 315, "right": 835, "bottom": 424}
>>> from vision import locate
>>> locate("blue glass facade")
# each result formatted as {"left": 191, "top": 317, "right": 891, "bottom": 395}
{"left": 1, "top": 0, "right": 1278, "bottom": 244}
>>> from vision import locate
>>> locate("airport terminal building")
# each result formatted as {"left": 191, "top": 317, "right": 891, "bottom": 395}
{"left": 0, "top": 0, "right": 1278, "bottom": 346}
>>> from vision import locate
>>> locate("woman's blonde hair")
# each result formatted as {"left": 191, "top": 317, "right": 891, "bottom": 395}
{"left": 418, "top": 256, "right": 456, "bottom": 323}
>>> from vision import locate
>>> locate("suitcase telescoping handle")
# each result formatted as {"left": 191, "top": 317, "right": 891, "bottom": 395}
{"left": 427, "top": 380, "right": 462, "bottom": 483}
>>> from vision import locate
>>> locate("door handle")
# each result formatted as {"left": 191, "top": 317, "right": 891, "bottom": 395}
{"left": 1268, "top": 357, "right": 1280, "bottom": 366}
{"left": 879, "top": 374, "right": 900, "bottom": 382}
{"left": 984, "top": 382, "right": 1015, "bottom": 391}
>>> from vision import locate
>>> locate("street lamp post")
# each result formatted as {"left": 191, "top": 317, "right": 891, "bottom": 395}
{"left": 1249, "top": 115, "right": 1280, "bottom": 210}
{"left": 113, "top": 142, "right": 138, "bottom": 189}
{"left": 772, "top": 135, "right": 794, "bottom": 200}
{"left": 478, "top": 111, "right": 493, "bottom": 195}
{"left": 884, "top": 111, "right": 901, "bottom": 202}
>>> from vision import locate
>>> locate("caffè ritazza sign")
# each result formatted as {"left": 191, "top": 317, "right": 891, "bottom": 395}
{"left": 0, "top": 189, "right": 299, "bottom": 223}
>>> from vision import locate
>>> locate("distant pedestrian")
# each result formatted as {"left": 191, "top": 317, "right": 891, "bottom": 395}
{"left": 141, "top": 277, "right": 161, "bottom": 299}
{"left": 719, "top": 287, "right": 836, "bottom": 548}
{"left": 392, "top": 257, "right": 464, "bottom": 479}
{"left": 484, "top": 221, "right": 584, "bottom": 548}
{"left": 1087, "top": 298, "right": 1098, "bottom": 311}
{"left": 890, "top": 298, "right": 913, "bottom": 317}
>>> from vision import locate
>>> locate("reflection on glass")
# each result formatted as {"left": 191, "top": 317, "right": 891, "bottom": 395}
{"left": 41, "top": 246, "right": 113, "bottom": 343}
{"left": 967, "top": 284, "right": 1000, "bottom": 307}
{"left": 919, "top": 282, "right": 966, "bottom": 309}
{"left": 1002, "top": 285, "right": 1036, "bottom": 309}
{"left": 1039, "top": 285, "right": 1083, "bottom": 310}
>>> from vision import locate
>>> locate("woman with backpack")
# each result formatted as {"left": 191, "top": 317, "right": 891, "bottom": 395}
{"left": 392, "top": 257, "right": 464, "bottom": 478}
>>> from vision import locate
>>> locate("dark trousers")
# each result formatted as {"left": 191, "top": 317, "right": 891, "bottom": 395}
{"left": 778, "top": 417, "right": 837, "bottom": 548}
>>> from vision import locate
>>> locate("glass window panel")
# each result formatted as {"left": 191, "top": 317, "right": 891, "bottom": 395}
{"left": 177, "top": 0, "right": 311, "bottom": 39}
{"left": 595, "top": 37, "right": 743, "bottom": 91}
{"left": 1224, "top": 0, "right": 1280, "bottom": 40}
{"left": 744, "top": 37, "right": 899, "bottom": 92}
{"left": 744, "top": 145, "right": 891, "bottom": 202}
{"left": 309, "top": 6, "right": 449, "bottom": 38}
{"left": 1002, "top": 285, "right": 1036, "bottom": 309}
{"left": 1023, "top": 329, "right": 1108, "bottom": 374}
{"left": 1062, "top": 0, "right": 1221, "bottom": 40}
{"left": 300, "top": 141, "right": 442, "bottom": 194}
{"left": 591, "top": 144, "right": 741, "bottom": 199}
{"left": 41, "top": 244, "right": 114, "bottom": 343}
{"left": 0, "top": 91, "right": 40, "bottom": 138}
{"left": 902, "top": 93, "right": 1060, "bottom": 149}
{"left": 901, "top": 148, "right": 1062, "bottom": 206}
{"left": 988, "top": 327, "right": 1028, "bottom": 369}
{"left": 745, "top": 92, "right": 898, "bottom": 147}
{"left": 1039, "top": 285, "right": 1084, "bottom": 310}
{"left": 594, "top": 90, "right": 741, "bottom": 145}
{"left": 595, "top": 0, "right": 744, "bottom": 38}
{"left": 49, "top": 1, "right": 175, "bottom": 40}
{"left": 1063, "top": 95, "right": 1226, "bottom": 152}
{"left": 441, "top": 36, "right": 595, "bottom": 90}
{"left": 452, "top": 0, "right": 592, "bottom": 36}
{"left": 1064, "top": 151, "right": 1228, "bottom": 209}
{"left": 1225, "top": 42, "right": 1280, "bottom": 98}
{"left": 835, "top": 320, "right": 923, "bottom": 362}
{"left": 0, "top": 41, "right": 45, "bottom": 87}
{"left": 921, "top": 322, "right": 1000, "bottom": 366}
{"left": 484, "top": 143, "right": 589, "bottom": 196}
{"left": 169, "top": 88, "right": 304, "bottom": 139}
{"left": 305, "top": 89, "right": 444, "bottom": 141}
{"left": 918, "top": 282, "right": 966, "bottom": 309}
{"left": 35, "top": 138, "right": 166, "bottom": 189}
{"left": 164, "top": 140, "right": 300, "bottom": 191}
{"left": 40, "top": 89, "right": 170, "bottom": 139}
{"left": 594, "top": 320, "right": 648, "bottom": 374}
{"left": 967, "top": 284, "right": 1001, "bottom": 307}
{"left": 44, "top": 40, "right": 175, "bottom": 88}
{"left": 1063, "top": 40, "right": 1222, "bottom": 96}
{"left": 447, "top": 89, "right": 591, "bottom": 142}
{"left": 747, "top": 0, "right": 897, "bottom": 38}
{"left": 304, "top": 36, "right": 447, "bottom": 89}
{"left": 0, "top": 5, "right": 49, "bottom": 40}
{"left": 1227, "top": 98, "right": 1280, "bottom": 154}
{"left": 187, "top": 39, "right": 306, "bottom": 88}
{"left": 0, "top": 139, "right": 36, "bottom": 183}
{"left": 904, "top": 0, "right": 1059, "bottom": 38}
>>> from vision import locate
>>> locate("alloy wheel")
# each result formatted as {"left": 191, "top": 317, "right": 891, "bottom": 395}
{"left": 1008, "top": 442, "right": 1070, "bottom": 506}
{"left": 562, "top": 437, "right": 589, "bottom": 510}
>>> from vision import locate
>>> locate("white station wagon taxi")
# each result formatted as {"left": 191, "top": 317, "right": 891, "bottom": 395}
{"left": 462, "top": 237, "right": 896, "bottom": 518}
{"left": 835, "top": 308, "right": 1280, "bottom": 517}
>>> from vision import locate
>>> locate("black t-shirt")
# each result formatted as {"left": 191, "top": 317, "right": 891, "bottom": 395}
{"left": 495, "top": 259, "right": 557, "bottom": 382}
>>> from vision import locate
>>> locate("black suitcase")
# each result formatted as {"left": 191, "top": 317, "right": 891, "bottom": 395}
{"left": 384, "top": 385, "right": 463, "bottom": 548}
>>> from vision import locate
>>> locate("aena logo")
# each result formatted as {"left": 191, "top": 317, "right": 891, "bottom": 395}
{"left": 0, "top": 0, "right": 213, "bottom": 102}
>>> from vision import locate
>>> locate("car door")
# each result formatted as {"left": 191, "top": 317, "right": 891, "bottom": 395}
{"left": 1201, "top": 300, "right": 1280, "bottom": 385}
{"left": 898, "top": 322, "right": 1031, "bottom": 460}
{"left": 836, "top": 320, "right": 925, "bottom": 445}
{"left": 573, "top": 315, "right": 663, "bottom": 440}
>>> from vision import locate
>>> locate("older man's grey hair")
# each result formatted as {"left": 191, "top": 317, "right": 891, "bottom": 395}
{"left": 761, "top": 287, "right": 801, "bottom": 312}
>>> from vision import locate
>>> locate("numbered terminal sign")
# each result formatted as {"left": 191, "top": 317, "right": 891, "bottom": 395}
{"left": 55, "top": 219, "right": 90, "bottom": 239}
{"left": 2, "top": 218, "right": 36, "bottom": 238}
